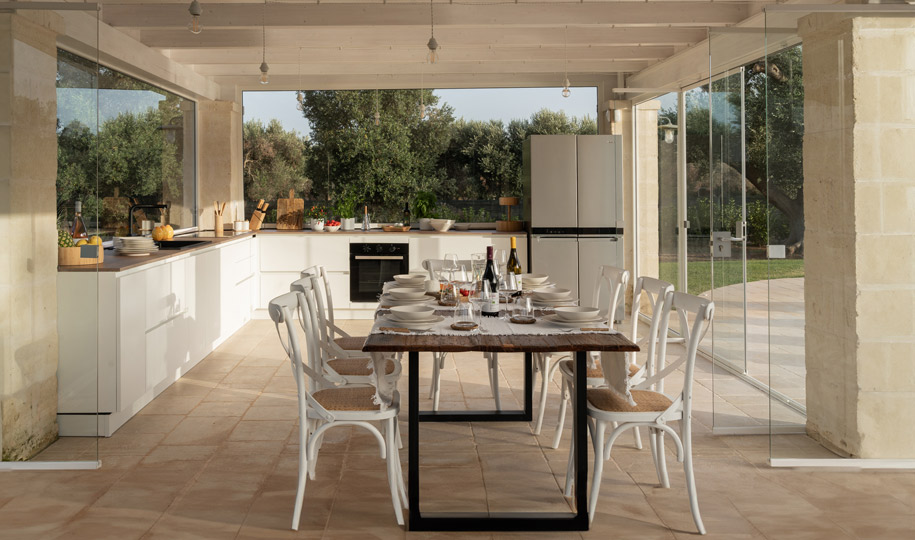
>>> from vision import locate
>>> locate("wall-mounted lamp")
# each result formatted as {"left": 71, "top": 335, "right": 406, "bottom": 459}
{"left": 659, "top": 117, "right": 677, "bottom": 144}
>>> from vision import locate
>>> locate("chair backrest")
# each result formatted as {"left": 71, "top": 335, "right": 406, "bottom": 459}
{"left": 290, "top": 275, "right": 347, "bottom": 392}
{"left": 630, "top": 276, "right": 675, "bottom": 377}
{"left": 302, "top": 265, "right": 338, "bottom": 339}
{"left": 592, "top": 265, "right": 629, "bottom": 329}
{"left": 268, "top": 291, "right": 336, "bottom": 422}
{"left": 639, "top": 291, "right": 714, "bottom": 410}
{"left": 422, "top": 259, "right": 473, "bottom": 281}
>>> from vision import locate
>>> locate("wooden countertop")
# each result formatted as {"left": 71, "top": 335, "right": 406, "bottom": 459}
{"left": 57, "top": 227, "right": 522, "bottom": 273}
{"left": 58, "top": 232, "right": 257, "bottom": 273}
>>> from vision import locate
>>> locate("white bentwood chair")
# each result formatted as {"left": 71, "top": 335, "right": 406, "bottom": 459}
{"left": 421, "top": 258, "right": 502, "bottom": 411}
{"left": 533, "top": 265, "right": 630, "bottom": 445}
{"left": 269, "top": 291, "right": 407, "bottom": 530}
{"left": 303, "top": 265, "right": 367, "bottom": 354}
{"left": 291, "top": 275, "right": 401, "bottom": 387}
{"left": 564, "top": 289, "right": 714, "bottom": 534}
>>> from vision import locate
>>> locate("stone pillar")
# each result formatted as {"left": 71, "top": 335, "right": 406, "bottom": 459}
{"left": 613, "top": 100, "right": 660, "bottom": 306}
{"left": 197, "top": 100, "right": 243, "bottom": 230}
{"left": 0, "top": 14, "right": 60, "bottom": 460}
{"left": 801, "top": 14, "right": 915, "bottom": 458}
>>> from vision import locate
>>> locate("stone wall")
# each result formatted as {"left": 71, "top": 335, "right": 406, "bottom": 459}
{"left": 198, "top": 100, "right": 244, "bottom": 231}
{"left": 0, "top": 14, "right": 60, "bottom": 460}
{"left": 801, "top": 14, "right": 915, "bottom": 458}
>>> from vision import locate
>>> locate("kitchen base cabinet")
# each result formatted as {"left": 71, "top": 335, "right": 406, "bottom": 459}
{"left": 57, "top": 237, "right": 256, "bottom": 437}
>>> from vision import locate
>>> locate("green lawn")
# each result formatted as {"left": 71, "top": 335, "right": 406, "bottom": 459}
{"left": 659, "top": 259, "right": 805, "bottom": 296}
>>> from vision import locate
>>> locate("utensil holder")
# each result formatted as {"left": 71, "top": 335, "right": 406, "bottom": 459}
{"left": 214, "top": 213, "right": 224, "bottom": 237}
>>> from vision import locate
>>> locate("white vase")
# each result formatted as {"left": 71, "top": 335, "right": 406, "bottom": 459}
{"left": 419, "top": 217, "right": 432, "bottom": 231}
{"left": 312, "top": 220, "right": 325, "bottom": 231}
{"left": 341, "top": 217, "right": 355, "bottom": 231}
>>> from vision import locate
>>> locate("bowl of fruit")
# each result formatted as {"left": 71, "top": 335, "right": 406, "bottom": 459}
{"left": 325, "top": 219, "right": 341, "bottom": 232}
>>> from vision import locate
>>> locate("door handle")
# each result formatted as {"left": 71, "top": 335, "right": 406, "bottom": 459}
{"left": 730, "top": 221, "right": 747, "bottom": 242}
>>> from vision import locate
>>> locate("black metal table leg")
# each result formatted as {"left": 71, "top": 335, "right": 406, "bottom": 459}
{"left": 405, "top": 349, "right": 589, "bottom": 531}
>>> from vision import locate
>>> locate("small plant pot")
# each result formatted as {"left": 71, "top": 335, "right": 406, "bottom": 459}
{"left": 341, "top": 217, "right": 355, "bottom": 231}
{"left": 419, "top": 217, "right": 433, "bottom": 231}
{"left": 311, "top": 220, "right": 325, "bottom": 231}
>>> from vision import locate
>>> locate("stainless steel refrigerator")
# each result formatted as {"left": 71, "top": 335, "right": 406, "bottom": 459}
{"left": 523, "top": 134, "right": 624, "bottom": 307}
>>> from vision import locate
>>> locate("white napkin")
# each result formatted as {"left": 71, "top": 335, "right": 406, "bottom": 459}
{"left": 601, "top": 351, "right": 636, "bottom": 406}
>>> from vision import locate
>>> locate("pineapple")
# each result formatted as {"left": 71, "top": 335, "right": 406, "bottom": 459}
{"left": 58, "top": 228, "right": 75, "bottom": 248}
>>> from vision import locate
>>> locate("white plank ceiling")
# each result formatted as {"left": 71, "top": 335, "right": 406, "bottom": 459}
{"left": 96, "top": 1, "right": 767, "bottom": 91}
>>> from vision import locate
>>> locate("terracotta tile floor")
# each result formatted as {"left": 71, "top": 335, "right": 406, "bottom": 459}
{"left": 4, "top": 318, "right": 912, "bottom": 539}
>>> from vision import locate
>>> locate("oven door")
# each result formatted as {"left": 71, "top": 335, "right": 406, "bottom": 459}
{"left": 349, "top": 253, "right": 409, "bottom": 302}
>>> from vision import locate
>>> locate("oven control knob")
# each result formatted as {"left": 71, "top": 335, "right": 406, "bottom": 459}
{"left": 389, "top": 245, "right": 397, "bottom": 253}
{"left": 363, "top": 245, "right": 371, "bottom": 253}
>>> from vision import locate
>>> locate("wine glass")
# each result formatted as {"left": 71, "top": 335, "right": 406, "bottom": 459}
{"left": 443, "top": 253, "right": 459, "bottom": 282}
{"left": 471, "top": 253, "right": 485, "bottom": 282}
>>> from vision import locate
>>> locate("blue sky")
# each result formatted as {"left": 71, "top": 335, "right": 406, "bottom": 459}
{"left": 243, "top": 87, "right": 598, "bottom": 136}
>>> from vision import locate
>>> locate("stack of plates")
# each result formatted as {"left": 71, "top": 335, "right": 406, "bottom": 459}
{"left": 379, "top": 294, "right": 433, "bottom": 307}
{"left": 114, "top": 236, "right": 158, "bottom": 257}
{"left": 544, "top": 306, "right": 605, "bottom": 326}
{"left": 383, "top": 305, "right": 444, "bottom": 329}
{"left": 531, "top": 287, "right": 575, "bottom": 307}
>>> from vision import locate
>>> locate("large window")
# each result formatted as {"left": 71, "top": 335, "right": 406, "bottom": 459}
{"left": 242, "top": 88, "right": 597, "bottom": 224}
{"left": 56, "top": 49, "right": 196, "bottom": 238}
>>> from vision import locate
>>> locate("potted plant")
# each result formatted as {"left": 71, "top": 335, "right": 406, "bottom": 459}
{"left": 307, "top": 204, "right": 327, "bottom": 231}
{"left": 334, "top": 193, "right": 357, "bottom": 231}
{"left": 413, "top": 191, "right": 437, "bottom": 231}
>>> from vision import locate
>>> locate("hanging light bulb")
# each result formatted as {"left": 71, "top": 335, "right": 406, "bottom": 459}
{"left": 426, "top": 0, "right": 439, "bottom": 64}
{"left": 295, "top": 49, "right": 304, "bottom": 110}
{"left": 374, "top": 89, "right": 381, "bottom": 126}
{"left": 561, "top": 26, "right": 571, "bottom": 98}
{"left": 187, "top": 0, "right": 202, "bottom": 35}
{"left": 258, "top": 0, "right": 269, "bottom": 84}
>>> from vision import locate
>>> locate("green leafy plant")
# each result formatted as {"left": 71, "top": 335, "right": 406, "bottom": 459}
{"left": 333, "top": 192, "right": 358, "bottom": 219}
{"left": 412, "top": 191, "right": 437, "bottom": 219}
{"left": 458, "top": 206, "right": 493, "bottom": 223}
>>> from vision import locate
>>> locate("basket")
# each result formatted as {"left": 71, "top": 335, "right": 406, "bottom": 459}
{"left": 58, "top": 245, "right": 104, "bottom": 266}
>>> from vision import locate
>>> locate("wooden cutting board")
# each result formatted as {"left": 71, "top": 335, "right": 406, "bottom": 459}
{"left": 276, "top": 189, "right": 304, "bottom": 230}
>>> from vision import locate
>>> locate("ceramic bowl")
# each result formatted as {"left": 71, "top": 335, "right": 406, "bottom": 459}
{"left": 388, "top": 287, "right": 428, "bottom": 300}
{"left": 325, "top": 224, "right": 341, "bottom": 232}
{"left": 554, "top": 306, "right": 601, "bottom": 321}
{"left": 393, "top": 273, "right": 428, "bottom": 286}
{"left": 429, "top": 219, "right": 455, "bottom": 232}
{"left": 453, "top": 223, "right": 471, "bottom": 231}
{"left": 389, "top": 305, "right": 437, "bottom": 321}
{"left": 521, "top": 273, "right": 549, "bottom": 286}
{"left": 532, "top": 287, "right": 572, "bottom": 301}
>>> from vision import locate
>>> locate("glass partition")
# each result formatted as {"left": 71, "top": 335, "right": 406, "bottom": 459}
{"left": 2, "top": 4, "right": 100, "bottom": 466}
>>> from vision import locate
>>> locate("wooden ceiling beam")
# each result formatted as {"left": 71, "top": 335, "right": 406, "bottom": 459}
{"left": 102, "top": 2, "right": 756, "bottom": 29}
{"left": 142, "top": 26, "right": 709, "bottom": 49}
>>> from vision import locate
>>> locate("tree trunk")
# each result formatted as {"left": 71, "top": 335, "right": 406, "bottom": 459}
{"left": 723, "top": 160, "right": 804, "bottom": 253}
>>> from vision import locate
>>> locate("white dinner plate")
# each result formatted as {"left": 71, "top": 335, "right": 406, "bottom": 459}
{"left": 532, "top": 298, "right": 579, "bottom": 308}
{"left": 543, "top": 314, "right": 606, "bottom": 326}
{"left": 380, "top": 295, "right": 432, "bottom": 306}
{"left": 380, "top": 315, "right": 444, "bottom": 329}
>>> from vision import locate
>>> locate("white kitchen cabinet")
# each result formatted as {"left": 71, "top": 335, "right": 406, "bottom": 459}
{"left": 259, "top": 235, "right": 306, "bottom": 271}
{"left": 58, "top": 236, "right": 256, "bottom": 436}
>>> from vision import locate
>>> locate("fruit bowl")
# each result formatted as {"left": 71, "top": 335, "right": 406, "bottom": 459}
{"left": 326, "top": 225, "right": 341, "bottom": 232}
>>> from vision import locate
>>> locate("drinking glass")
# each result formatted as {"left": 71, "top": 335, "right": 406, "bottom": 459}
{"left": 443, "top": 253, "right": 459, "bottom": 282}
{"left": 471, "top": 253, "right": 485, "bottom": 281}
{"left": 455, "top": 300, "right": 475, "bottom": 325}
{"left": 512, "top": 296, "right": 533, "bottom": 320}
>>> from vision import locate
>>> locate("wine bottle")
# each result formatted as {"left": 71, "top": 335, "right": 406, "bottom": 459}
{"left": 71, "top": 201, "right": 88, "bottom": 239}
{"left": 402, "top": 202, "right": 411, "bottom": 228}
{"left": 481, "top": 246, "right": 500, "bottom": 317}
{"left": 506, "top": 236, "right": 522, "bottom": 289}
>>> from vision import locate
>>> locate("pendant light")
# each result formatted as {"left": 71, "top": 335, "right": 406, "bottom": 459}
{"left": 187, "top": 0, "right": 202, "bottom": 34}
{"left": 561, "top": 25, "right": 571, "bottom": 98}
{"left": 296, "top": 48, "right": 305, "bottom": 111}
{"left": 374, "top": 89, "right": 381, "bottom": 126}
{"left": 419, "top": 67, "right": 426, "bottom": 119}
{"left": 259, "top": 0, "right": 269, "bottom": 85}
{"left": 426, "top": 0, "right": 439, "bottom": 64}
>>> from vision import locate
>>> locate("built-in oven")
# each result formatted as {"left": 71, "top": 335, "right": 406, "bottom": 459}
{"left": 349, "top": 243, "right": 410, "bottom": 302}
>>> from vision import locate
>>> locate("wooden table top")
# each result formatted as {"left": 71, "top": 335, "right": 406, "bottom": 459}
{"left": 362, "top": 332, "right": 639, "bottom": 354}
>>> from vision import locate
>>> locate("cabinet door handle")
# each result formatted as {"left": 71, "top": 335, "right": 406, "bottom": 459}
{"left": 354, "top": 255, "right": 405, "bottom": 260}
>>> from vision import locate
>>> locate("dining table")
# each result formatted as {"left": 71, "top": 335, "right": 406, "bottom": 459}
{"left": 363, "top": 288, "right": 640, "bottom": 532}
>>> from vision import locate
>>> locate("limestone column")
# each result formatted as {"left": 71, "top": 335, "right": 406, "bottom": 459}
{"left": 613, "top": 100, "right": 660, "bottom": 306}
{"left": 801, "top": 14, "right": 915, "bottom": 458}
{"left": 0, "top": 14, "right": 60, "bottom": 460}
{"left": 197, "top": 100, "right": 243, "bottom": 230}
